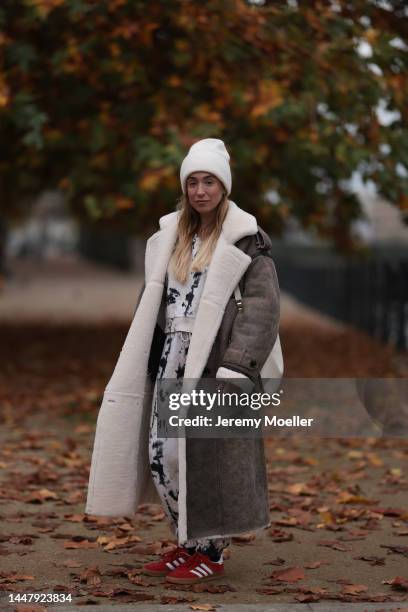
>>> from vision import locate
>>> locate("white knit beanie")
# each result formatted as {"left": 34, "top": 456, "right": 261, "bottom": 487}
{"left": 180, "top": 138, "right": 232, "bottom": 195}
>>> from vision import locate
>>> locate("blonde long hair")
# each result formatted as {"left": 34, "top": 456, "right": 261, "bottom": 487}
{"left": 169, "top": 193, "right": 229, "bottom": 284}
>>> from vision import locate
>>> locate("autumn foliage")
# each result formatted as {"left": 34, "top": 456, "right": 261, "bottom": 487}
{"left": 1, "top": 0, "right": 407, "bottom": 243}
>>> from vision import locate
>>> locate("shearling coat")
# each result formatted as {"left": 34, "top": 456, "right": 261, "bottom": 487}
{"left": 85, "top": 200, "right": 280, "bottom": 542}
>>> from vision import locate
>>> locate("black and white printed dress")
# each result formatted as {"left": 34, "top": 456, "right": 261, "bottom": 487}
{"left": 148, "top": 233, "right": 230, "bottom": 557}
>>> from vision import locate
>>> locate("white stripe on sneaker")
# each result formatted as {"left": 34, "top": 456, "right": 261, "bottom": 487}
{"left": 195, "top": 566, "right": 208, "bottom": 576}
{"left": 172, "top": 559, "right": 179, "bottom": 567}
{"left": 190, "top": 569, "right": 203, "bottom": 578}
{"left": 166, "top": 561, "right": 174, "bottom": 570}
{"left": 179, "top": 557, "right": 185, "bottom": 563}
{"left": 200, "top": 562, "right": 213, "bottom": 574}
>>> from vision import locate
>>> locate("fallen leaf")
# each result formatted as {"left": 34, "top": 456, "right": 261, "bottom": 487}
{"left": 231, "top": 533, "right": 256, "bottom": 544}
{"left": 117, "top": 522, "right": 134, "bottom": 532}
{"left": 263, "top": 557, "right": 285, "bottom": 566}
{"left": 366, "top": 452, "right": 383, "bottom": 466}
{"left": 341, "top": 583, "right": 368, "bottom": 595}
{"left": 304, "top": 560, "right": 330, "bottom": 569}
{"left": 75, "top": 597, "right": 100, "bottom": 605}
{"left": 337, "top": 492, "right": 378, "bottom": 505}
{"left": 295, "top": 593, "right": 321, "bottom": 602}
{"left": 270, "top": 567, "right": 305, "bottom": 582}
{"left": 158, "top": 596, "right": 182, "bottom": 604}
{"left": 355, "top": 555, "right": 385, "bottom": 566}
{"left": 1, "top": 572, "right": 35, "bottom": 581}
{"left": 128, "top": 575, "right": 155, "bottom": 587}
{"left": 286, "top": 483, "right": 317, "bottom": 496}
{"left": 384, "top": 576, "right": 408, "bottom": 591}
{"left": 159, "top": 594, "right": 195, "bottom": 604}
{"left": 25, "top": 488, "right": 58, "bottom": 503}
{"left": 347, "top": 450, "right": 364, "bottom": 459}
{"left": 79, "top": 565, "right": 102, "bottom": 586}
{"left": 268, "top": 528, "right": 294, "bottom": 542}
{"left": 97, "top": 534, "right": 142, "bottom": 550}
{"left": 107, "top": 587, "right": 155, "bottom": 602}
{"left": 380, "top": 544, "right": 408, "bottom": 558}
{"left": 317, "top": 539, "right": 352, "bottom": 552}
{"left": 256, "top": 586, "right": 283, "bottom": 594}
{"left": 150, "top": 510, "right": 166, "bottom": 521}
{"left": 371, "top": 507, "right": 408, "bottom": 518}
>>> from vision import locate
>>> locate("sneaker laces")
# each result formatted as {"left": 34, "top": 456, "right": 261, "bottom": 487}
{"left": 176, "top": 551, "right": 202, "bottom": 569}
{"left": 180, "top": 550, "right": 223, "bottom": 569}
{"left": 161, "top": 546, "right": 186, "bottom": 561}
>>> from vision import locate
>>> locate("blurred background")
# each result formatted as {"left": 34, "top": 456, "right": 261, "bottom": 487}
{"left": 1, "top": 0, "right": 407, "bottom": 406}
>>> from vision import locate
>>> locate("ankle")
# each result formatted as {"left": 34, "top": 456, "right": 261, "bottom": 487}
{"left": 199, "top": 549, "right": 223, "bottom": 563}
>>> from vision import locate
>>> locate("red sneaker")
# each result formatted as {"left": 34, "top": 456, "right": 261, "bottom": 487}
{"left": 142, "top": 546, "right": 192, "bottom": 576}
{"left": 165, "top": 551, "right": 224, "bottom": 584}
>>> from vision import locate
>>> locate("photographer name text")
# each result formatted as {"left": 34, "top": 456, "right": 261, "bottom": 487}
{"left": 168, "top": 415, "right": 314, "bottom": 428}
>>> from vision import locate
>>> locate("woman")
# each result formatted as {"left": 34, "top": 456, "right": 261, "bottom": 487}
{"left": 85, "top": 138, "right": 280, "bottom": 585}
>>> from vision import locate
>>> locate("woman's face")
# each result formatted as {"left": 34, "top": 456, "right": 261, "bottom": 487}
{"left": 186, "top": 172, "right": 225, "bottom": 219}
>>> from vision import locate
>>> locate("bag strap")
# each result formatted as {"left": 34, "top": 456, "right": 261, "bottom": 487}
{"left": 233, "top": 284, "right": 243, "bottom": 311}
{"left": 233, "top": 230, "right": 271, "bottom": 309}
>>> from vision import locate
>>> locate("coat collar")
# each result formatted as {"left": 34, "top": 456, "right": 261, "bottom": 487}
{"left": 145, "top": 200, "right": 258, "bottom": 285}
{"left": 158, "top": 200, "right": 258, "bottom": 245}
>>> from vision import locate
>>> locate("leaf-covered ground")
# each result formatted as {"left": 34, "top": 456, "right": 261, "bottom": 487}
{"left": 1, "top": 320, "right": 407, "bottom": 607}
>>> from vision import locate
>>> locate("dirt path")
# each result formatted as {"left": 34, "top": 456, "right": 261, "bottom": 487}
{"left": 1, "top": 408, "right": 407, "bottom": 608}
{"left": 0, "top": 256, "right": 407, "bottom": 608}
{"left": 0, "top": 255, "right": 345, "bottom": 330}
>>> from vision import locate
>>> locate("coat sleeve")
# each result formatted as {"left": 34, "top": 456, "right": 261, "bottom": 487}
{"left": 219, "top": 254, "right": 280, "bottom": 385}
